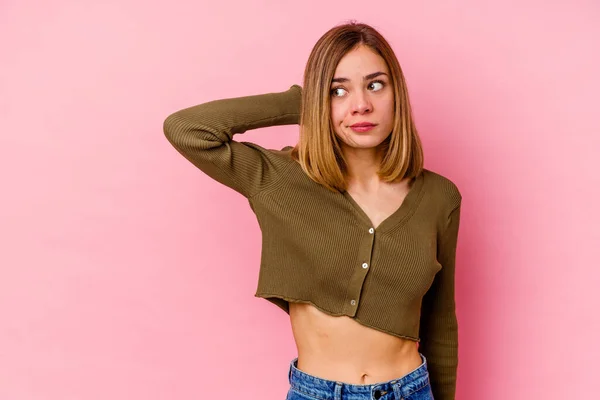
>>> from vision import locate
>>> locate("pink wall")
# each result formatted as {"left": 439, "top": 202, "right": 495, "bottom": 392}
{"left": 1, "top": 1, "right": 599, "bottom": 399}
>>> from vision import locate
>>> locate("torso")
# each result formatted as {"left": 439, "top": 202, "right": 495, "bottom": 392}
{"left": 289, "top": 176, "right": 423, "bottom": 384}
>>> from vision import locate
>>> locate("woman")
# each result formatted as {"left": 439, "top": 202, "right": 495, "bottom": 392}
{"left": 163, "top": 21, "right": 461, "bottom": 400}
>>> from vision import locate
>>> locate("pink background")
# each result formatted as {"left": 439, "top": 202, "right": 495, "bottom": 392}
{"left": 1, "top": 1, "right": 599, "bottom": 399}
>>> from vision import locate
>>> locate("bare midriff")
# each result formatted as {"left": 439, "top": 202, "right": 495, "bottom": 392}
{"left": 289, "top": 302, "right": 423, "bottom": 385}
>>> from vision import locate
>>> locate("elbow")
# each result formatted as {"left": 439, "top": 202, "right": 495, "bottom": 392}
{"left": 163, "top": 112, "right": 195, "bottom": 151}
{"left": 163, "top": 112, "right": 181, "bottom": 145}
{"left": 162, "top": 109, "right": 220, "bottom": 152}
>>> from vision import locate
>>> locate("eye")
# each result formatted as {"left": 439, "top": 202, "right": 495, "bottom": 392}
{"left": 330, "top": 87, "right": 347, "bottom": 97}
{"left": 368, "top": 80, "right": 385, "bottom": 91}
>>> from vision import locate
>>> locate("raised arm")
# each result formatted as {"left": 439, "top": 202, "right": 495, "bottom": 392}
{"left": 163, "top": 84, "right": 302, "bottom": 198}
{"left": 418, "top": 201, "right": 462, "bottom": 400}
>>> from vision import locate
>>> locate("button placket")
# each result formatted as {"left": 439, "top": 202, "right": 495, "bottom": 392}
{"left": 342, "top": 225, "right": 377, "bottom": 316}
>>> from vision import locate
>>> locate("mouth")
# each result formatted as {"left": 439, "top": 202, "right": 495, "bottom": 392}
{"left": 350, "top": 122, "right": 377, "bottom": 128}
{"left": 349, "top": 123, "right": 377, "bottom": 133}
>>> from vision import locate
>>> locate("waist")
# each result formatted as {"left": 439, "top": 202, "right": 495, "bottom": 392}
{"left": 295, "top": 346, "right": 422, "bottom": 385}
{"left": 288, "top": 353, "right": 431, "bottom": 400}
{"left": 290, "top": 302, "right": 422, "bottom": 384}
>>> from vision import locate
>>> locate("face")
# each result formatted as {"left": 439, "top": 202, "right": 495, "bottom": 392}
{"left": 330, "top": 44, "right": 394, "bottom": 153}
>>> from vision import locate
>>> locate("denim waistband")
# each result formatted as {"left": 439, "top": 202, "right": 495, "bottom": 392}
{"left": 288, "top": 353, "right": 431, "bottom": 400}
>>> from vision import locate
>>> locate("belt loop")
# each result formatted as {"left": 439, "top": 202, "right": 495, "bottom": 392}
{"left": 334, "top": 382, "right": 343, "bottom": 400}
{"left": 288, "top": 359, "right": 294, "bottom": 383}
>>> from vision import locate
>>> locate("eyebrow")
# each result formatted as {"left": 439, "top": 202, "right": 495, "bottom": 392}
{"left": 331, "top": 71, "right": 388, "bottom": 84}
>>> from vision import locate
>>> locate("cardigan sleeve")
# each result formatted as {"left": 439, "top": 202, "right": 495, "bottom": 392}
{"left": 163, "top": 84, "right": 301, "bottom": 198}
{"left": 418, "top": 202, "right": 462, "bottom": 400}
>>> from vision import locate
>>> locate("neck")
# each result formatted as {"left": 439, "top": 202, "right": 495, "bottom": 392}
{"left": 343, "top": 145, "right": 386, "bottom": 189}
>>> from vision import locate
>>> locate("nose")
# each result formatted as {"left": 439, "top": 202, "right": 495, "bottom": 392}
{"left": 350, "top": 90, "right": 372, "bottom": 114}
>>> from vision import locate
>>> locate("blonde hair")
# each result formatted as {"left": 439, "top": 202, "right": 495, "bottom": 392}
{"left": 290, "top": 21, "right": 424, "bottom": 193}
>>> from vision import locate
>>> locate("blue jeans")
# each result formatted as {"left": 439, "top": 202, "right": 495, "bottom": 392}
{"left": 286, "top": 353, "right": 434, "bottom": 400}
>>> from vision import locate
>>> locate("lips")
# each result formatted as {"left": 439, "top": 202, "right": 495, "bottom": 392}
{"left": 350, "top": 122, "right": 376, "bottom": 127}
{"left": 348, "top": 123, "right": 377, "bottom": 133}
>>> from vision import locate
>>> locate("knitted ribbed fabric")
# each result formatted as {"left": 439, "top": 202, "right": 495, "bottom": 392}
{"left": 163, "top": 84, "right": 462, "bottom": 400}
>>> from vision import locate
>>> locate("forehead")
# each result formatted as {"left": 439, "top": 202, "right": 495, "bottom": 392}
{"left": 333, "top": 45, "right": 389, "bottom": 78}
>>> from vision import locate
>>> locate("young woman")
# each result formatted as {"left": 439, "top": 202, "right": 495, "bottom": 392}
{"left": 163, "top": 21, "right": 461, "bottom": 400}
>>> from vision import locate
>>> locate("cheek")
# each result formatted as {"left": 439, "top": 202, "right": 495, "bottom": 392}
{"left": 375, "top": 98, "right": 395, "bottom": 124}
{"left": 330, "top": 102, "right": 346, "bottom": 125}
{"left": 385, "top": 95, "right": 395, "bottom": 117}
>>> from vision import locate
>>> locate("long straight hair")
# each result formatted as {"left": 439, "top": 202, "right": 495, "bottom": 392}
{"left": 290, "top": 21, "right": 424, "bottom": 193}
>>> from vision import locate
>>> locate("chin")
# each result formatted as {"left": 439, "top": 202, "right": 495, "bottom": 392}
{"left": 343, "top": 136, "right": 388, "bottom": 149}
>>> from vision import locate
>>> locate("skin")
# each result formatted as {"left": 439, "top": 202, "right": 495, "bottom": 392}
{"left": 288, "top": 44, "right": 423, "bottom": 384}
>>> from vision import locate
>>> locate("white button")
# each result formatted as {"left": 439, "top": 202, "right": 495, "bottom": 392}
{"left": 362, "top": 263, "right": 368, "bottom": 269}
{"left": 350, "top": 300, "right": 356, "bottom": 305}
{"left": 369, "top": 228, "right": 374, "bottom": 234}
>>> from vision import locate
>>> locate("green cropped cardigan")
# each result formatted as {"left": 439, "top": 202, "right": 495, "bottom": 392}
{"left": 163, "top": 84, "right": 462, "bottom": 400}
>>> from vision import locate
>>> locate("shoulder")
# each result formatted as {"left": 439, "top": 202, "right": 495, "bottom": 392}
{"left": 422, "top": 168, "right": 462, "bottom": 210}
{"left": 237, "top": 142, "right": 296, "bottom": 167}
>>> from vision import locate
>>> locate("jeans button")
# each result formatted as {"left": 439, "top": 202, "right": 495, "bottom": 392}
{"left": 373, "top": 390, "right": 382, "bottom": 399}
